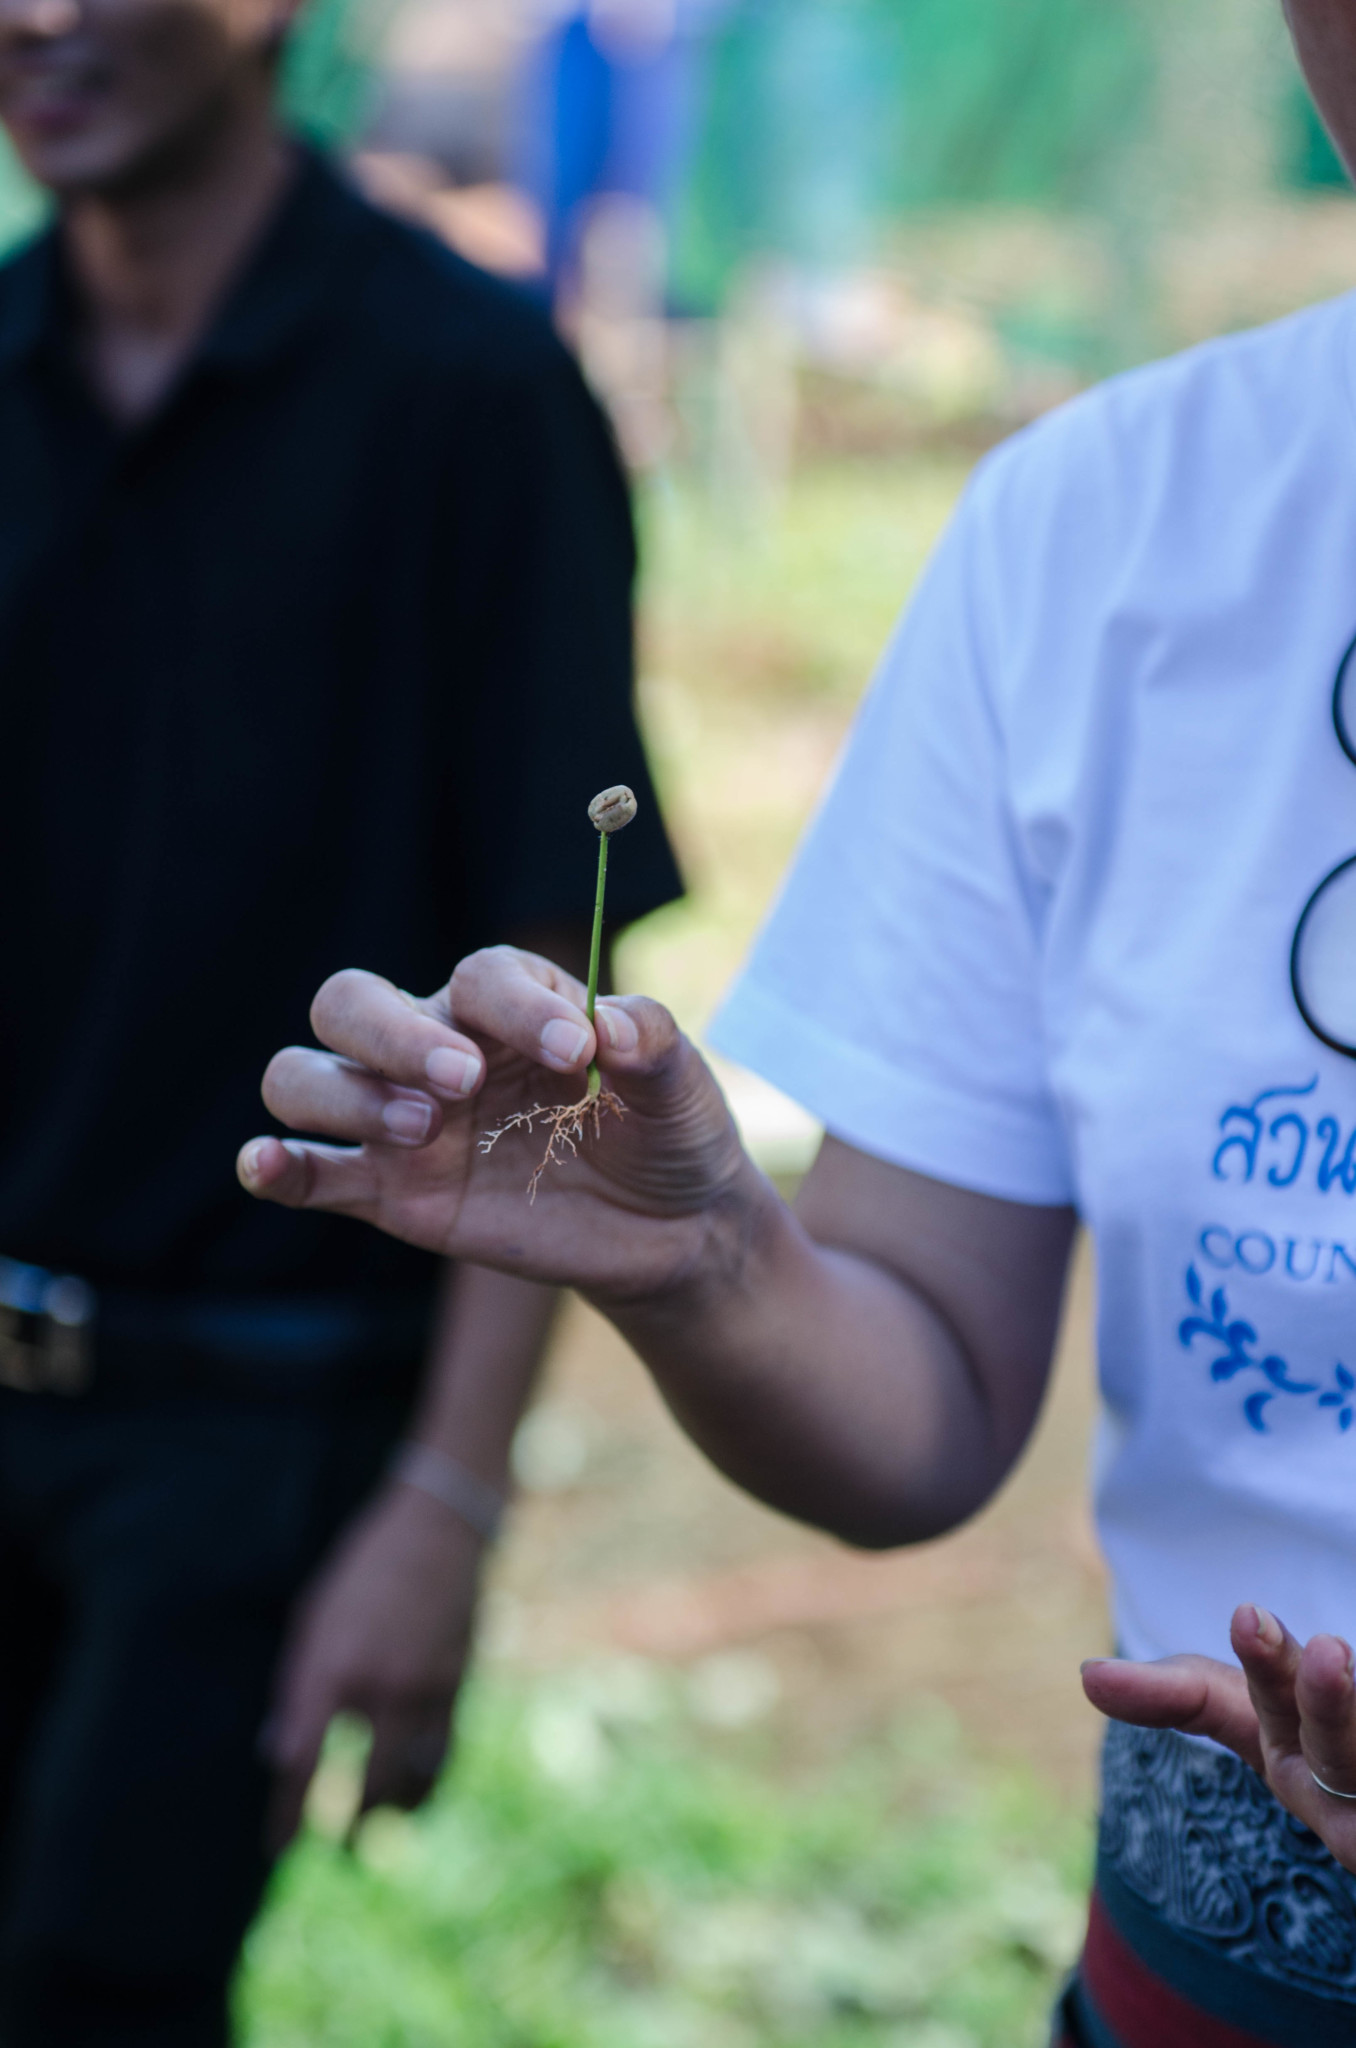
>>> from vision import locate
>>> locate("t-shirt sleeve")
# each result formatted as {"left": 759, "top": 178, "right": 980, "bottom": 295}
{"left": 708, "top": 463, "right": 1074, "bottom": 1206}
{"left": 435, "top": 327, "right": 682, "bottom": 948}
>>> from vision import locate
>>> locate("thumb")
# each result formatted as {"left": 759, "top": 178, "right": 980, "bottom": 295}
{"left": 593, "top": 995, "right": 737, "bottom": 1131}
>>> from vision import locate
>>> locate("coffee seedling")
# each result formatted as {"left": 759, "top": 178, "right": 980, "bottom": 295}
{"left": 478, "top": 787, "right": 635, "bottom": 1198}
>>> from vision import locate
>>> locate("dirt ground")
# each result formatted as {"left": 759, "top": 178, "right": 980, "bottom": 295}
{"left": 485, "top": 1232, "right": 1109, "bottom": 1808}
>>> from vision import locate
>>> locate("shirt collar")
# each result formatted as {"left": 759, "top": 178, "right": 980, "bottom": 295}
{"left": 197, "top": 145, "right": 373, "bottom": 372}
{"left": 0, "top": 143, "right": 371, "bottom": 383}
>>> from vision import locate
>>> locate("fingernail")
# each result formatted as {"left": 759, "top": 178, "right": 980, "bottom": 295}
{"left": 425, "top": 1048, "right": 480, "bottom": 1096}
{"left": 595, "top": 1003, "right": 639, "bottom": 1052}
{"left": 1251, "top": 1606, "right": 1283, "bottom": 1649}
{"left": 238, "top": 1141, "right": 266, "bottom": 1185}
{"left": 382, "top": 1098, "right": 433, "bottom": 1143}
{"left": 541, "top": 1018, "right": 589, "bottom": 1067}
{"left": 1340, "top": 1636, "right": 1355, "bottom": 1680}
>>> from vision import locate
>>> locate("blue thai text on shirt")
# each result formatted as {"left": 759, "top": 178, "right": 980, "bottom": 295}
{"left": 1182, "top": 1080, "right": 1356, "bottom": 1434}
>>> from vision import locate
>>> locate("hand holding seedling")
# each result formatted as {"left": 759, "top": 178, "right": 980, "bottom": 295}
{"left": 239, "top": 947, "right": 743, "bottom": 1298}
{"left": 239, "top": 786, "right": 1078, "bottom": 1551}
{"left": 238, "top": 790, "right": 748, "bottom": 1301}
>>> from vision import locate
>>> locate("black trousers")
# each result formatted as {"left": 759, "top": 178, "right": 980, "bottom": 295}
{"left": 0, "top": 1387, "right": 408, "bottom": 2047}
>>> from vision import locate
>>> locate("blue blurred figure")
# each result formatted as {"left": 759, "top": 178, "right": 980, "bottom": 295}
{"left": 515, "top": 0, "right": 729, "bottom": 311}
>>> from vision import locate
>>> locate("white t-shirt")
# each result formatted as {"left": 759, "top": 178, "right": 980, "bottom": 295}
{"left": 710, "top": 293, "right": 1356, "bottom": 1668}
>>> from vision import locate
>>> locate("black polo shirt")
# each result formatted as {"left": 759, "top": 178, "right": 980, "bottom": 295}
{"left": 0, "top": 148, "right": 680, "bottom": 1304}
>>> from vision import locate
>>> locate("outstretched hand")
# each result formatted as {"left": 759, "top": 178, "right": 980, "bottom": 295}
{"left": 1083, "top": 1604, "right": 1356, "bottom": 1872}
{"left": 237, "top": 948, "right": 748, "bottom": 1300}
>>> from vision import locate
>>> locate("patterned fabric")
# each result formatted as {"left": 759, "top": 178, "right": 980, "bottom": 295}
{"left": 1100, "top": 1722, "right": 1356, "bottom": 2000}
{"left": 1050, "top": 1726, "right": 1356, "bottom": 2048}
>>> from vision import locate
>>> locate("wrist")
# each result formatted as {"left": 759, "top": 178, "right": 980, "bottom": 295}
{"left": 390, "top": 1440, "right": 508, "bottom": 1545}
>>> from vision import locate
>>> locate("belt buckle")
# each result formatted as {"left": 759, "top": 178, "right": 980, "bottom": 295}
{"left": 0, "top": 1261, "right": 94, "bottom": 1396}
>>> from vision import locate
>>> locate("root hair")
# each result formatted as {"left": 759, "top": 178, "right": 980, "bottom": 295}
{"left": 479, "top": 1090, "right": 626, "bottom": 1200}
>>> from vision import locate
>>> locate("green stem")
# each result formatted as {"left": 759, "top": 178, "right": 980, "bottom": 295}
{"left": 584, "top": 830, "right": 609, "bottom": 1098}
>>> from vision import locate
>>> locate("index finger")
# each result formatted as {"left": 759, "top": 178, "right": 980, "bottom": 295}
{"left": 447, "top": 946, "right": 603, "bottom": 1076}
{"left": 311, "top": 954, "right": 602, "bottom": 1095}
{"left": 308, "top": 970, "right": 487, "bottom": 1099}
{"left": 1081, "top": 1653, "right": 1264, "bottom": 1772}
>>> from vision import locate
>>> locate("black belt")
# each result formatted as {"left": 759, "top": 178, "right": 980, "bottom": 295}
{"left": 0, "top": 1255, "right": 433, "bottom": 1403}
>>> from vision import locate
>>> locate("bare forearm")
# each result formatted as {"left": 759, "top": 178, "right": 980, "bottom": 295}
{"left": 608, "top": 1160, "right": 1017, "bottom": 1548}
{"left": 408, "top": 1262, "right": 560, "bottom": 1489}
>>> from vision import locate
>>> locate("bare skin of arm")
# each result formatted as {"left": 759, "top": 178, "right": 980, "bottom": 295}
{"left": 616, "top": 1136, "right": 1074, "bottom": 1547}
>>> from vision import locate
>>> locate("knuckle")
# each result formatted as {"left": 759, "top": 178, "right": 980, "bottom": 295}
{"left": 449, "top": 947, "right": 515, "bottom": 1018}
{"left": 448, "top": 952, "right": 487, "bottom": 1005}
{"left": 365, "top": 1033, "right": 401, "bottom": 1083}
{"left": 261, "top": 1047, "right": 305, "bottom": 1114}
{"left": 456, "top": 945, "right": 511, "bottom": 988}
{"left": 310, "top": 967, "right": 369, "bottom": 1040}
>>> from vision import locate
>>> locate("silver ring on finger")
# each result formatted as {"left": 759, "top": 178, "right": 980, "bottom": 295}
{"left": 1310, "top": 1768, "right": 1356, "bottom": 1801}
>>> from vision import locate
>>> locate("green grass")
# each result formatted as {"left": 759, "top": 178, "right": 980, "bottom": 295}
{"left": 238, "top": 1670, "right": 1089, "bottom": 2048}
{"left": 641, "top": 456, "right": 969, "bottom": 711}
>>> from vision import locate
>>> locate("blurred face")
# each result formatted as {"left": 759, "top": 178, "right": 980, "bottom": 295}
{"left": 1284, "top": 0, "right": 1356, "bottom": 181}
{"left": 0, "top": 0, "right": 296, "bottom": 196}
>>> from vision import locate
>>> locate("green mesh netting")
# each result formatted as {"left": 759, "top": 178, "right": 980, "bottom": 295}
{"left": 885, "top": 0, "right": 1152, "bottom": 210}
{"left": 673, "top": 0, "right": 1154, "bottom": 305}
{"left": 671, "top": 0, "right": 1352, "bottom": 311}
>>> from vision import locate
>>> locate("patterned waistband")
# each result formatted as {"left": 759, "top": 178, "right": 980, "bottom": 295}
{"left": 1100, "top": 1720, "right": 1356, "bottom": 2000}
{"left": 1062, "top": 1722, "right": 1356, "bottom": 2047}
